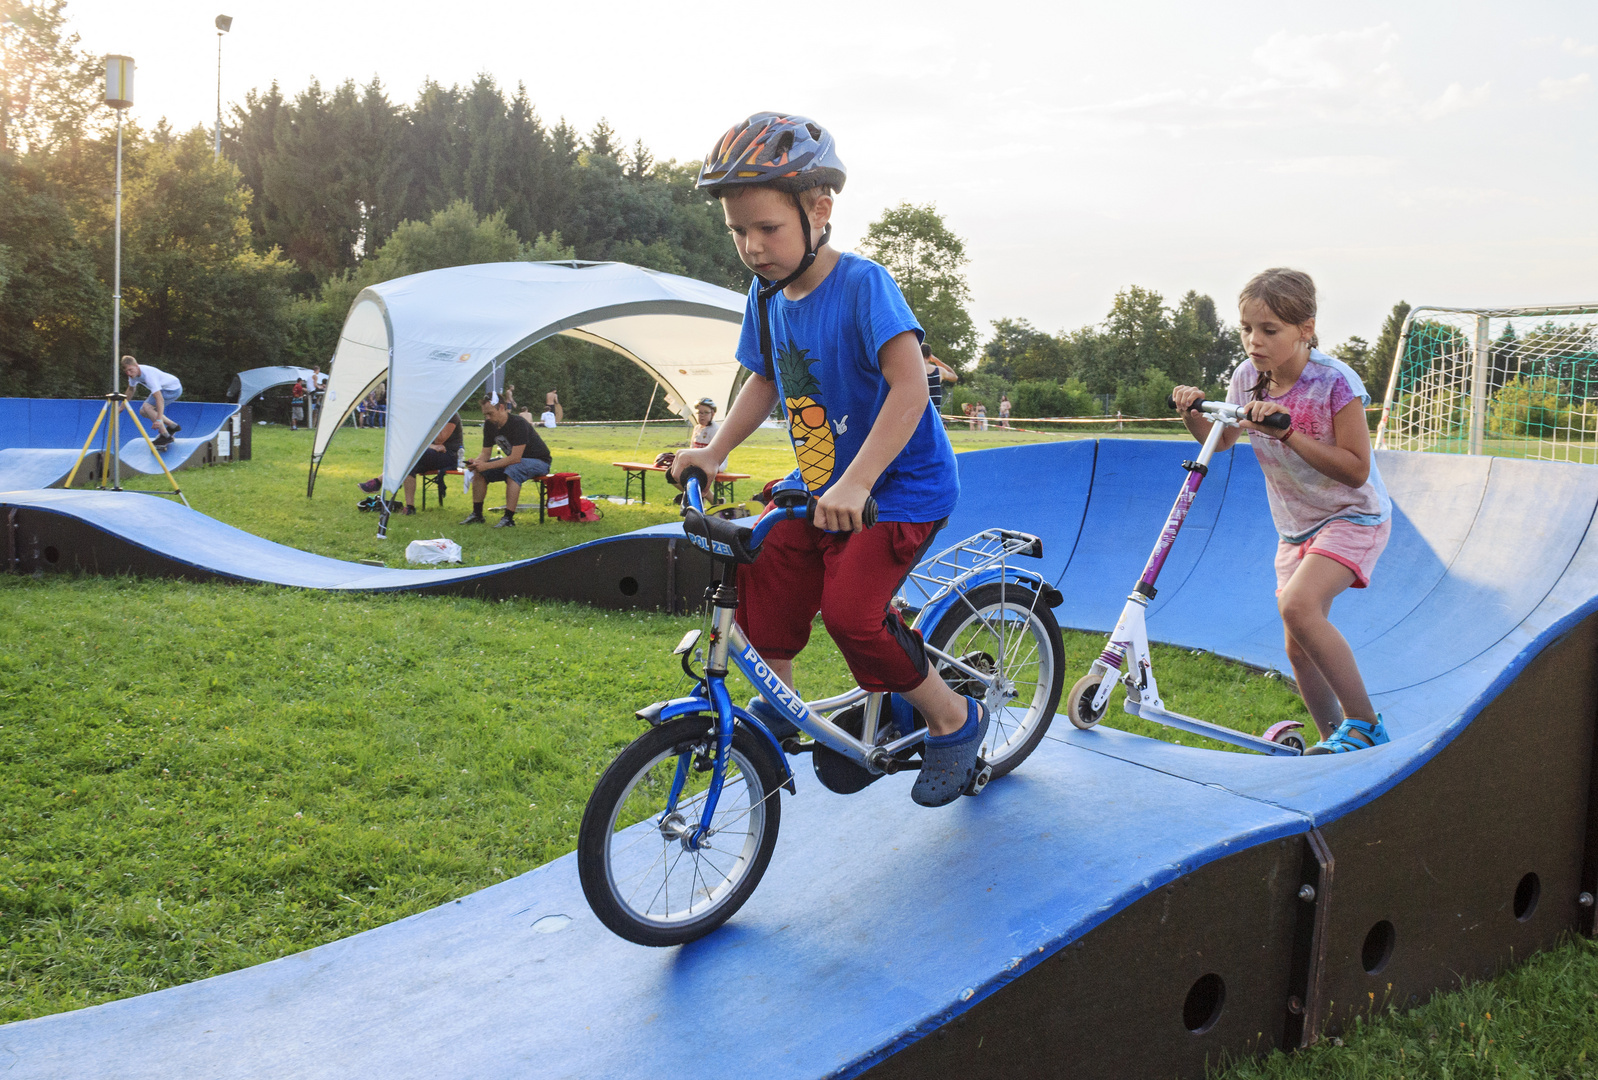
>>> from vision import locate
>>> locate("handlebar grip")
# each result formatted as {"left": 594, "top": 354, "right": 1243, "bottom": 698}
{"left": 1259, "top": 411, "right": 1292, "bottom": 431}
{"left": 799, "top": 493, "right": 879, "bottom": 530}
{"left": 1168, "top": 394, "right": 1199, "bottom": 413}
{"left": 679, "top": 465, "right": 711, "bottom": 492}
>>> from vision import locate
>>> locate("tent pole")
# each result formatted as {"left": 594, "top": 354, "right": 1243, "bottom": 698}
{"left": 635, "top": 382, "right": 660, "bottom": 452}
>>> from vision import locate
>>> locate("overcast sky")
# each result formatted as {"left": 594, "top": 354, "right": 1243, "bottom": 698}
{"left": 65, "top": 0, "right": 1598, "bottom": 347}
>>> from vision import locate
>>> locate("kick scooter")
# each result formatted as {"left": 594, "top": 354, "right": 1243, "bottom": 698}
{"left": 1063, "top": 398, "right": 1307, "bottom": 755}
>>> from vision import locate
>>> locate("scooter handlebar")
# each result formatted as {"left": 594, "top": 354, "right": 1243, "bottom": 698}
{"left": 1167, "top": 395, "right": 1292, "bottom": 431}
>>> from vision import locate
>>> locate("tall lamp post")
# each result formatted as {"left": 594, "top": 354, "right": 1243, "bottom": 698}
{"left": 106, "top": 55, "right": 133, "bottom": 488}
{"left": 213, "top": 15, "right": 232, "bottom": 158}
{"left": 63, "top": 57, "right": 187, "bottom": 505}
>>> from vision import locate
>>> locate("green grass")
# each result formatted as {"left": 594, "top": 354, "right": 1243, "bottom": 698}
{"left": 9, "top": 421, "right": 1596, "bottom": 1080}
{"left": 1211, "top": 936, "right": 1598, "bottom": 1079}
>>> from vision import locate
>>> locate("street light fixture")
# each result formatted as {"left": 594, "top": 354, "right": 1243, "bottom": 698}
{"left": 65, "top": 57, "right": 187, "bottom": 503}
{"left": 214, "top": 15, "right": 232, "bottom": 158}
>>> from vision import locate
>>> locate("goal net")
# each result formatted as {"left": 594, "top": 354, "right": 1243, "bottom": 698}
{"left": 1376, "top": 304, "right": 1598, "bottom": 461}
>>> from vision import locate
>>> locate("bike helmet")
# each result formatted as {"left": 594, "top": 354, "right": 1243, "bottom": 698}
{"left": 696, "top": 112, "right": 846, "bottom": 197}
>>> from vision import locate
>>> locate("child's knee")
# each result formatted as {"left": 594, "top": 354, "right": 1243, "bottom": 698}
{"left": 1277, "top": 589, "right": 1319, "bottom": 634}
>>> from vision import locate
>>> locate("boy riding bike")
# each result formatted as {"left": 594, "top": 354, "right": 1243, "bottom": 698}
{"left": 670, "top": 112, "right": 985, "bottom": 807}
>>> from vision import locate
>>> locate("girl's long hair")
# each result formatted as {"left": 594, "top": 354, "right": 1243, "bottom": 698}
{"left": 1240, "top": 268, "right": 1318, "bottom": 399}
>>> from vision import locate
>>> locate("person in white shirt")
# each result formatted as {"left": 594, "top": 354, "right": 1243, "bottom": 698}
{"left": 540, "top": 408, "right": 558, "bottom": 428}
{"left": 121, "top": 355, "right": 183, "bottom": 445}
{"left": 690, "top": 397, "right": 729, "bottom": 473}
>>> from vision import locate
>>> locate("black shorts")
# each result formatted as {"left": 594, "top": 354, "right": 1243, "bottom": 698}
{"left": 410, "top": 448, "right": 456, "bottom": 475}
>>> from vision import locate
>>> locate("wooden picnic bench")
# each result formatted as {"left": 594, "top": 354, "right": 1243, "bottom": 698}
{"left": 611, "top": 461, "right": 751, "bottom": 506}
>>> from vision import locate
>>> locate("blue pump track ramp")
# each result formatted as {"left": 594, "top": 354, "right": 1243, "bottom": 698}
{"left": 0, "top": 397, "right": 239, "bottom": 490}
{"left": 2, "top": 441, "right": 1597, "bottom": 1078}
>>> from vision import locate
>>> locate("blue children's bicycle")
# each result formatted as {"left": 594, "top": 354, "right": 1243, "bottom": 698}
{"left": 577, "top": 470, "right": 1066, "bottom": 946}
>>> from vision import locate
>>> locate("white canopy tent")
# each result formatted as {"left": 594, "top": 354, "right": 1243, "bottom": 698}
{"left": 308, "top": 262, "right": 747, "bottom": 498}
{"left": 229, "top": 365, "right": 316, "bottom": 405}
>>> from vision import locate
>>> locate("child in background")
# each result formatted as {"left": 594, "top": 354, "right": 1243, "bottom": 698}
{"left": 1171, "top": 268, "right": 1392, "bottom": 754}
{"left": 671, "top": 112, "right": 987, "bottom": 806}
{"left": 690, "top": 397, "right": 728, "bottom": 472}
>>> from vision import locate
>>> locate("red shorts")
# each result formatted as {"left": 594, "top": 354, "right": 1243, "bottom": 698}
{"left": 736, "top": 515, "right": 942, "bottom": 694}
{"left": 1275, "top": 518, "right": 1391, "bottom": 591}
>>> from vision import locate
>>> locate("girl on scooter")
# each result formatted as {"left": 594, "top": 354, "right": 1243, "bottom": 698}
{"left": 1172, "top": 268, "right": 1392, "bottom": 754}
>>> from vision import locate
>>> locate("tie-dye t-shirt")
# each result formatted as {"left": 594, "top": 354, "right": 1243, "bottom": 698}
{"left": 1227, "top": 350, "right": 1391, "bottom": 544}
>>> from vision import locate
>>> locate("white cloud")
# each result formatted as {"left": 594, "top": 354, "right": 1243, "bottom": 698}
{"left": 1538, "top": 73, "right": 1592, "bottom": 102}
{"left": 1562, "top": 37, "right": 1598, "bottom": 58}
{"left": 1266, "top": 156, "right": 1393, "bottom": 177}
{"left": 1420, "top": 81, "right": 1492, "bottom": 119}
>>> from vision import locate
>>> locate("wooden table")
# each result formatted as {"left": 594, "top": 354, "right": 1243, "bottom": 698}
{"left": 611, "top": 462, "right": 752, "bottom": 506}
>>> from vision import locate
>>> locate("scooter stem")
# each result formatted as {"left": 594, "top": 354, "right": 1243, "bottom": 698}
{"left": 1136, "top": 418, "right": 1229, "bottom": 595}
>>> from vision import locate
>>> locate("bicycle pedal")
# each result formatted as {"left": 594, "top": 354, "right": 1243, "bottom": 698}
{"left": 965, "top": 761, "right": 994, "bottom": 796}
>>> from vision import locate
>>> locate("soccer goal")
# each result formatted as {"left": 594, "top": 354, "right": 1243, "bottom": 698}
{"left": 1375, "top": 304, "right": 1598, "bottom": 461}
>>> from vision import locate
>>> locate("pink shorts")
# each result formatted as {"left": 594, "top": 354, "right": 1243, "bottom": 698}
{"left": 1275, "top": 518, "right": 1391, "bottom": 592}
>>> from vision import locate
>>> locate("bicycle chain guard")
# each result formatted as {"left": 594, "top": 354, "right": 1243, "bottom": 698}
{"left": 812, "top": 699, "right": 925, "bottom": 794}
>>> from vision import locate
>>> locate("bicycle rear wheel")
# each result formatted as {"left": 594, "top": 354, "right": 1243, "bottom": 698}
{"left": 578, "top": 715, "right": 783, "bottom": 946}
{"left": 927, "top": 582, "right": 1065, "bottom": 778}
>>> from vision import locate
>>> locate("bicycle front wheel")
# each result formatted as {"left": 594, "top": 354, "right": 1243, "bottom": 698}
{"left": 927, "top": 581, "right": 1065, "bottom": 778}
{"left": 577, "top": 715, "right": 783, "bottom": 947}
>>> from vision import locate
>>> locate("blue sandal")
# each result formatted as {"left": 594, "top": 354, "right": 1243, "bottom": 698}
{"left": 1304, "top": 714, "right": 1389, "bottom": 755}
{"left": 912, "top": 699, "right": 989, "bottom": 807}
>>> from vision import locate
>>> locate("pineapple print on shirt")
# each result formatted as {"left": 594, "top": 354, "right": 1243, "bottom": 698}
{"left": 777, "top": 340, "right": 836, "bottom": 489}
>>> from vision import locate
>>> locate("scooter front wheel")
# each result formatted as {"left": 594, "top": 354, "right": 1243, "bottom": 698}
{"left": 577, "top": 716, "right": 783, "bottom": 947}
{"left": 1066, "top": 673, "right": 1110, "bottom": 730}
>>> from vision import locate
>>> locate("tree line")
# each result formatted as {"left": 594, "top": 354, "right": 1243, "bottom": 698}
{"left": 2, "top": 1, "right": 1411, "bottom": 421}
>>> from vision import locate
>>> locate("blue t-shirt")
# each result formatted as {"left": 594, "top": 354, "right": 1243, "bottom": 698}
{"left": 735, "top": 253, "right": 959, "bottom": 523}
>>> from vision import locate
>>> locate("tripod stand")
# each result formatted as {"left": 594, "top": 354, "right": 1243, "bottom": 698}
{"left": 63, "top": 391, "right": 189, "bottom": 507}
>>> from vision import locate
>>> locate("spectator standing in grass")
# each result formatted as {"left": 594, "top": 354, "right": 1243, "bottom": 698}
{"left": 357, "top": 412, "right": 464, "bottom": 515}
{"left": 461, "top": 395, "right": 551, "bottom": 528}
{"left": 546, "top": 389, "right": 564, "bottom": 424}
{"left": 506, "top": 384, "right": 536, "bottom": 426}
{"left": 975, "top": 402, "right": 988, "bottom": 430}
{"left": 121, "top": 355, "right": 183, "bottom": 447}
{"left": 998, "top": 393, "right": 1011, "bottom": 429}
{"left": 290, "top": 378, "right": 307, "bottom": 430}
{"left": 921, "top": 343, "right": 958, "bottom": 412}
{"left": 310, "top": 365, "right": 327, "bottom": 426}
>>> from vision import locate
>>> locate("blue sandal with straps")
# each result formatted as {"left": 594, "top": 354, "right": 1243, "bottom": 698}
{"left": 1304, "top": 714, "right": 1389, "bottom": 755}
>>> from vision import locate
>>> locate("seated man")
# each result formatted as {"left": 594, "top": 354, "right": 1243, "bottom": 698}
{"left": 460, "top": 395, "right": 551, "bottom": 528}
{"left": 357, "top": 411, "right": 463, "bottom": 515}
{"left": 121, "top": 355, "right": 183, "bottom": 446}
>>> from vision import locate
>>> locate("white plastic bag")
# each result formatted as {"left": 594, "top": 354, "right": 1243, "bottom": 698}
{"left": 462, "top": 468, "right": 474, "bottom": 496}
{"left": 404, "top": 537, "right": 463, "bottom": 565}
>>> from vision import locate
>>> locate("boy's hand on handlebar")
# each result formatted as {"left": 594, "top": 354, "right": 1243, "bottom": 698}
{"left": 1240, "top": 400, "right": 1291, "bottom": 438}
{"left": 668, "top": 447, "right": 717, "bottom": 487}
{"left": 1170, "top": 385, "right": 1205, "bottom": 412}
{"left": 814, "top": 479, "right": 872, "bottom": 533}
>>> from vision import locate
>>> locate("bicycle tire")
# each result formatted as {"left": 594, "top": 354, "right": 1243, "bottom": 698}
{"left": 926, "top": 581, "right": 1065, "bottom": 779}
{"left": 577, "top": 715, "right": 783, "bottom": 946}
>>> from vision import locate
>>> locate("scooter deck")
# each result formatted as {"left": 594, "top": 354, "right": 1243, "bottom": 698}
{"left": 1124, "top": 700, "right": 1302, "bottom": 756}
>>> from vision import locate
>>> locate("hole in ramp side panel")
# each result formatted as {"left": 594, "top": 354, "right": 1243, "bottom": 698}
{"left": 1313, "top": 612, "right": 1597, "bottom": 1036}
{"left": 1182, "top": 973, "right": 1226, "bottom": 1033}
{"left": 858, "top": 836, "right": 1305, "bottom": 1080}
{"left": 1513, "top": 872, "right": 1540, "bottom": 922}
